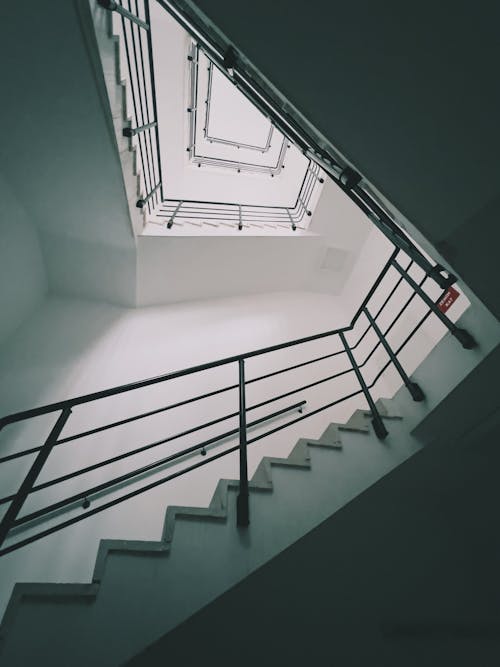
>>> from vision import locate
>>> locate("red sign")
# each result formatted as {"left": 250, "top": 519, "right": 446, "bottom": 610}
{"left": 438, "top": 285, "right": 460, "bottom": 313}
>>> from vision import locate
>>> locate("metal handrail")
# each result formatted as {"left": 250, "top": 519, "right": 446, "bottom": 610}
{"left": 156, "top": 162, "right": 323, "bottom": 230}
{"left": 204, "top": 61, "right": 275, "bottom": 152}
{"left": 156, "top": 0, "right": 461, "bottom": 289}
{"left": 187, "top": 44, "right": 288, "bottom": 175}
{"left": 0, "top": 246, "right": 476, "bottom": 554}
{"left": 99, "top": 0, "right": 164, "bottom": 212}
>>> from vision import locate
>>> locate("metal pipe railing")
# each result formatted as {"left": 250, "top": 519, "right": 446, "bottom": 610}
{"left": 0, "top": 248, "right": 477, "bottom": 556}
{"left": 156, "top": 162, "right": 323, "bottom": 231}
{"left": 187, "top": 45, "right": 287, "bottom": 175}
{"left": 156, "top": 0, "right": 463, "bottom": 288}
{"left": 99, "top": 0, "right": 163, "bottom": 213}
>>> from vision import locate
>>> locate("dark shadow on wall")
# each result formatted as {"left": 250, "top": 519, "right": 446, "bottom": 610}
{"left": 127, "top": 407, "right": 500, "bottom": 667}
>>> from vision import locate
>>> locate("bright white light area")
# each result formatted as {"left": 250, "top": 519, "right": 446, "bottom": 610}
{"left": 207, "top": 67, "right": 271, "bottom": 148}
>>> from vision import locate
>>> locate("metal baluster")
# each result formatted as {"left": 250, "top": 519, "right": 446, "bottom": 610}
{"left": 0, "top": 407, "right": 72, "bottom": 549}
{"left": 363, "top": 307, "right": 425, "bottom": 401}
{"left": 339, "top": 332, "right": 388, "bottom": 439}
{"left": 391, "top": 260, "right": 477, "bottom": 349}
{"left": 237, "top": 359, "right": 249, "bottom": 526}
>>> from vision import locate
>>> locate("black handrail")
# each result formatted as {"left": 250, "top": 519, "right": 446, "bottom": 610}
{"left": 204, "top": 60, "right": 274, "bottom": 152}
{"left": 99, "top": 0, "right": 164, "bottom": 212}
{"left": 0, "top": 245, "right": 476, "bottom": 556}
{"left": 156, "top": 163, "right": 323, "bottom": 231}
{"left": 187, "top": 45, "right": 287, "bottom": 175}
{"left": 155, "top": 0, "right": 461, "bottom": 288}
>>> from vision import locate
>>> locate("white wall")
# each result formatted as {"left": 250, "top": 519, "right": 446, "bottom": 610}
{"left": 147, "top": 3, "right": 309, "bottom": 207}
{"left": 1, "top": 0, "right": 137, "bottom": 307}
{"left": 0, "top": 173, "right": 47, "bottom": 346}
{"left": 1, "top": 290, "right": 380, "bottom": 621}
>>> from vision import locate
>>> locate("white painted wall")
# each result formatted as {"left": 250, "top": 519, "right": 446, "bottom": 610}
{"left": 0, "top": 173, "right": 47, "bottom": 347}
{"left": 1, "top": 290, "right": 377, "bottom": 622}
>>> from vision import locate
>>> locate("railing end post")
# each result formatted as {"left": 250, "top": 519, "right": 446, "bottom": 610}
{"left": 453, "top": 328, "right": 477, "bottom": 350}
{"left": 429, "top": 264, "right": 457, "bottom": 289}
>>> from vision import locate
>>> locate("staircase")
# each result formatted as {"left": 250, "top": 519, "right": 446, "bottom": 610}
{"left": 0, "top": 399, "right": 418, "bottom": 666}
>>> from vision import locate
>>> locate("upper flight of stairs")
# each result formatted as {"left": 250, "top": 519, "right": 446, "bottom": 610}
{"left": 0, "top": 399, "right": 419, "bottom": 666}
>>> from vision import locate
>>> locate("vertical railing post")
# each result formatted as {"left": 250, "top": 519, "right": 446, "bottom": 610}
{"left": 286, "top": 208, "right": 296, "bottom": 231}
{"left": 339, "top": 332, "right": 388, "bottom": 439}
{"left": 167, "top": 200, "right": 183, "bottom": 229}
{"left": 0, "top": 407, "right": 72, "bottom": 549}
{"left": 144, "top": 0, "right": 164, "bottom": 202}
{"left": 391, "top": 259, "right": 477, "bottom": 349}
{"left": 236, "top": 359, "right": 249, "bottom": 527}
{"left": 238, "top": 205, "right": 243, "bottom": 231}
{"left": 363, "top": 307, "right": 425, "bottom": 402}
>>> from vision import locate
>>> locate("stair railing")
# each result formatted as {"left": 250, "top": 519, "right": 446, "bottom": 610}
{"left": 186, "top": 44, "right": 287, "bottom": 175}
{"left": 98, "top": 0, "right": 164, "bottom": 212}
{"left": 155, "top": 162, "right": 323, "bottom": 231}
{"left": 204, "top": 59, "right": 275, "bottom": 152}
{"left": 0, "top": 247, "right": 476, "bottom": 554}
{"left": 156, "top": 0, "right": 461, "bottom": 290}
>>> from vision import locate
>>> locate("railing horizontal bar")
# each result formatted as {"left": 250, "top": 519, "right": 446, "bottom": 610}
{"left": 356, "top": 273, "right": 428, "bottom": 369}
{"left": 1, "top": 401, "right": 305, "bottom": 508}
{"left": 247, "top": 349, "right": 346, "bottom": 385}
{"left": 350, "top": 259, "right": 413, "bottom": 351}
{"left": 368, "top": 309, "right": 433, "bottom": 389}
{"left": 350, "top": 247, "right": 400, "bottom": 325}
{"left": 248, "top": 367, "right": 354, "bottom": 411}
{"left": 381, "top": 278, "right": 428, "bottom": 338}
{"left": 0, "top": 444, "right": 234, "bottom": 557}
{"left": 0, "top": 325, "right": 352, "bottom": 427}
{"left": 192, "top": 162, "right": 283, "bottom": 176}
{"left": 247, "top": 389, "right": 364, "bottom": 446}
{"left": 157, "top": 207, "right": 299, "bottom": 217}
{"left": 156, "top": 161, "right": 315, "bottom": 214}
{"left": 204, "top": 136, "right": 272, "bottom": 151}
{"left": 0, "top": 388, "right": 364, "bottom": 557}
{"left": 0, "top": 383, "right": 239, "bottom": 464}
{"left": 11, "top": 402, "right": 305, "bottom": 526}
